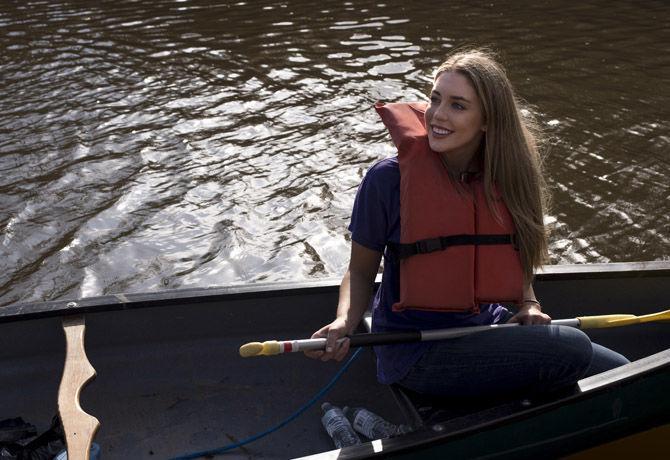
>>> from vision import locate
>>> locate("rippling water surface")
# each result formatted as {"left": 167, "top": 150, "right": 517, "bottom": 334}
{"left": 1, "top": 0, "right": 668, "bottom": 306}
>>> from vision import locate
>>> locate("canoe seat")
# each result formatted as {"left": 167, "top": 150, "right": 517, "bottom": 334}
{"left": 388, "top": 384, "right": 519, "bottom": 429}
{"left": 389, "top": 382, "right": 582, "bottom": 431}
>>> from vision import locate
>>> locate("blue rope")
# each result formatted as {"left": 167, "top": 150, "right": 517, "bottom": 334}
{"left": 170, "top": 347, "right": 363, "bottom": 460}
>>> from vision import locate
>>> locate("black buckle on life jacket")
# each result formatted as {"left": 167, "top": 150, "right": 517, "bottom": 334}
{"left": 414, "top": 238, "right": 443, "bottom": 255}
{"left": 397, "top": 234, "right": 517, "bottom": 259}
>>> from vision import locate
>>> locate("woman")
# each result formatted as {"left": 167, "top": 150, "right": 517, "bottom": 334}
{"left": 306, "top": 49, "right": 628, "bottom": 397}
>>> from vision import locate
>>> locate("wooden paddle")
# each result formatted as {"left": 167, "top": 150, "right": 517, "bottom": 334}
{"left": 58, "top": 315, "right": 100, "bottom": 460}
{"left": 239, "top": 309, "right": 670, "bottom": 357}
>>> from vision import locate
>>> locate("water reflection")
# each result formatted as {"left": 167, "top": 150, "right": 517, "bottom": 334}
{"left": 1, "top": 0, "right": 668, "bottom": 306}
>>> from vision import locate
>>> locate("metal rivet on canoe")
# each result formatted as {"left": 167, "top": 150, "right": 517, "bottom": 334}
{"left": 432, "top": 424, "right": 445, "bottom": 432}
{"left": 66, "top": 302, "right": 78, "bottom": 308}
{"left": 521, "top": 399, "right": 532, "bottom": 407}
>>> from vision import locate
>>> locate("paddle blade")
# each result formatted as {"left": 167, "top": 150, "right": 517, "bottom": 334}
{"left": 578, "top": 309, "right": 670, "bottom": 329}
{"left": 606, "top": 309, "right": 670, "bottom": 326}
{"left": 578, "top": 314, "right": 636, "bottom": 329}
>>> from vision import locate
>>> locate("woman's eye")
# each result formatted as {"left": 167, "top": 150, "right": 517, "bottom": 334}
{"left": 430, "top": 96, "right": 440, "bottom": 104}
{"left": 452, "top": 102, "right": 464, "bottom": 110}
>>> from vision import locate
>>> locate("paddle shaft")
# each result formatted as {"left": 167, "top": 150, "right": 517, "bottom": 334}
{"left": 276, "top": 318, "right": 580, "bottom": 353}
{"left": 241, "top": 309, "right": 669, "bottom": 356}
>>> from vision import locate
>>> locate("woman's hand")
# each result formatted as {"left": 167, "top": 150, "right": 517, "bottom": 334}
{"left": 305, "top": 242, "right": 382, "bottom": 362}
{"left": 305, "top": 316, "right": 352, "bottom": 362}
{"left": 507, "top": 302, "right": 551, "bottom": 325}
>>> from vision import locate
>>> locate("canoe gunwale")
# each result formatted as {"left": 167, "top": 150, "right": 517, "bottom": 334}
{"left": 2, "top": 261, "right": 669, "bottom": 324}
{"left": 0, "top": 277, "right": 340, "bottom": 324}
{"left": 534, "top": 260, "right": 670, "bottom": 279}
{"left": 578, "top": 347, "right": 670, "bottom": 392}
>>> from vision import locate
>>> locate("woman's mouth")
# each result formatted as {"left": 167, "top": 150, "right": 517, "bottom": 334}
{"left": 431, "top": 126, "right": 453, "bottom": 136}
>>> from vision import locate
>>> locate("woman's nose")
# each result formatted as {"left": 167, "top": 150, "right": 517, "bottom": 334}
{"left": 432, "top": 103, "right": 449, "bottom": 122}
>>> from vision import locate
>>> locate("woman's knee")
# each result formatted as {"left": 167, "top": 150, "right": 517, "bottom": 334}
{"left": 398, "top": 326, "right": 596, "bottom": 396}
{"left": 545, "top": 326, "right": 594, "bottom": 382}
{"left": 508, "top": 324, "right": 593, "bottom": 366}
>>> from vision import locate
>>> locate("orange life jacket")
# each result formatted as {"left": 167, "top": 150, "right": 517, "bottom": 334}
{"left": 374, "top": 101, "right": 524, "bottom": 313}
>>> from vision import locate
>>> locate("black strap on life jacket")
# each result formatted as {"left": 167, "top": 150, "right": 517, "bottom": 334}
{"left": 390, "top": 234, "right": 517, "bottom": 260}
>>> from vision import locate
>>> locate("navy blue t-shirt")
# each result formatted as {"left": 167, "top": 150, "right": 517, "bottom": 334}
{"left": 348, "top": 157, "right": 509, "bottom": 384}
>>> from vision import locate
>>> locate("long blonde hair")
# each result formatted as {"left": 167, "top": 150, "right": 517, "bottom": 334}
{"left": 434, "top": 48, "right": 549, "bottom": 279}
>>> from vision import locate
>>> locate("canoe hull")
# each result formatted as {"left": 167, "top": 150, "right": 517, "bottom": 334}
{"left": 1, "top": 261, "right": 669, "bottom": 459}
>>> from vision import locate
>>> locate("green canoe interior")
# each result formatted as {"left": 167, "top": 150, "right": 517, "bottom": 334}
{"left": 1, "top": 261, "right": 669, "bottom": 459}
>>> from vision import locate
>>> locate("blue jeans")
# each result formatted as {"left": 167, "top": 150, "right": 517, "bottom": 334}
{"left": 398, "top": 325, "right": 629, "bottom": 397}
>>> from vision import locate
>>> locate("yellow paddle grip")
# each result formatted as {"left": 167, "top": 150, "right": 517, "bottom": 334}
{"left": 239, "top": 341, "right": 281, "bottom": 357}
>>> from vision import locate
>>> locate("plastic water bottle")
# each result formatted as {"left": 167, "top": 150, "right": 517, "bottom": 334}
{"left": 54, "top": 442, "right": 101, "bottom": 460}
{"left": 320, "top": 402, "right": 361, "bottom": 448}
{"left": 343, "top": 406, "right": 411, "bottom": 439}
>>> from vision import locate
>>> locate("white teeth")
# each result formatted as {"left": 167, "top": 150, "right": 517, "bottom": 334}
{"left": 432, "top": 126, "right": 452, "bottom": 135}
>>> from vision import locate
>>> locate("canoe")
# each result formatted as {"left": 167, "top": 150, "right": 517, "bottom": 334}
{"left": 1, "top": 261, "right": 669, "bottom": 459}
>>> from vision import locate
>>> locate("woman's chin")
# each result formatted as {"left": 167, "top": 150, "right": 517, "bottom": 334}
{"left": 428, "top": 138, "right": 449, "bottom": 153}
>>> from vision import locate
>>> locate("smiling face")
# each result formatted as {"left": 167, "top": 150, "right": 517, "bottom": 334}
{"left": 425, "top": 71, "right": 487, "bottom": 172}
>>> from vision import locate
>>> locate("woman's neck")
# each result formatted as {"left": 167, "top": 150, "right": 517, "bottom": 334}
{"left": 439, "top": 151, "right": 481, "bottom": 180}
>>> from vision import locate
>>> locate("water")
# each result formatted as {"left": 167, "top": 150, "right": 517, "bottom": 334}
{"left": 1, "top": 0, "right": 668, "bottom": 307}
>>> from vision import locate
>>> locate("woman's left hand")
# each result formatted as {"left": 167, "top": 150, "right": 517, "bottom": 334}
{"left": 507, "top": 303, "right": 551, "bottom": 325}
